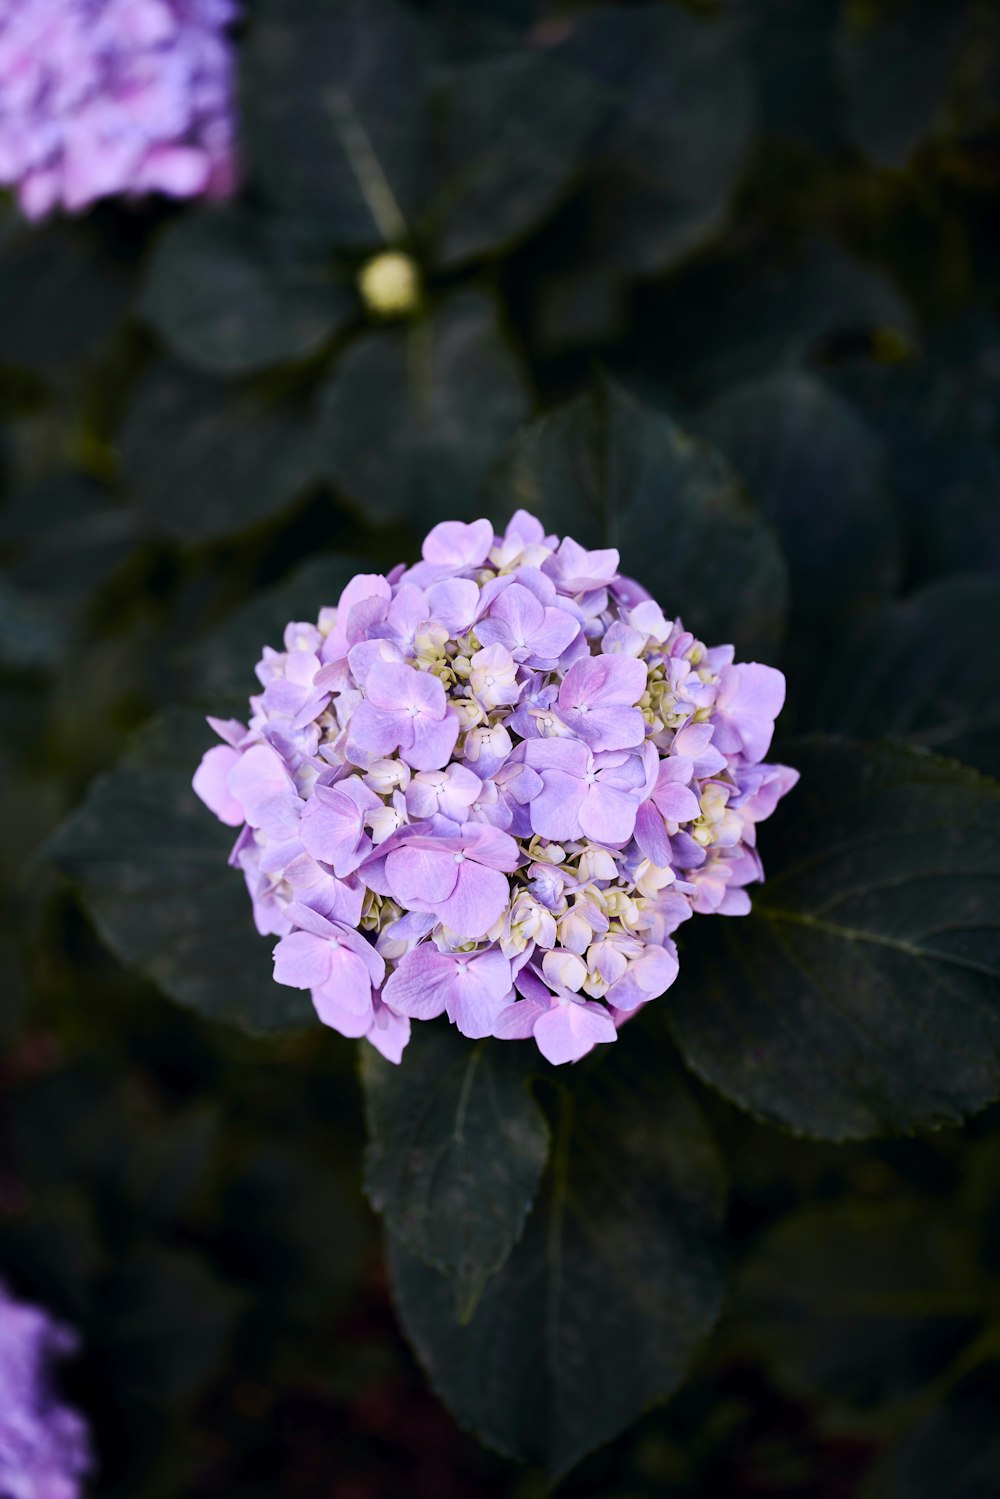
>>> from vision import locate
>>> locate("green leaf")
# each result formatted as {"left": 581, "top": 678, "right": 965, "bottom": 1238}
{"left": 838, "top": 0, "right": 963, "bottom": 168}
{"left": 0, "top": 221, "right": 131, "bottom": 376}
{"left": 556, "top": 4, "right": 754, "bottom": 273}
{"left": 497, "top": 381, "right": 789, "bottom": 660}
{"left": 120, "top": 361, "right": 316, "bottom": 542}
{"left": 875, "top": 1359, "right": 1000, "bottom": 1498}
{"left": 362, "top": 1028, "right": 549, "bottom": 1319}
{"left": 0, "top": 577, "right": 69, "bottom": 670}
{"left": 427, "top": 53, "right": 605, "bottom": 269}
{"left": 316, "top": 289, "right": 529, "bottom": 527}
{"left": 242, "top": 0, "right": 430, "bottom": 245}
{"left": 696, "top": 372, "right": 899, "bottom": 631}
{"left": 736, "top": 1199, "right": 986, "bottom": 1407}
{"left": 46, "top": 709, "right": 315, "bottom": 1034}
{"left": 140, "top": 207, "right": 355, "bottom": 377}
{"left": 670, "top": 736, "right": 1000, "bottom": 1140}
{"left": 807, "top": 574, "right": 1000, "bottom": 780}
{"left": 388, "top": 1045, "right": 727, "bottom": 1476}
{"left": 653, "top": 240, "right": 918, "bottom": 405}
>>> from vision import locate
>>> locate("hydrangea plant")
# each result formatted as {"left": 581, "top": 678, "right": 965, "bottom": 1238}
{"left": 0, "top": 1281, "right": 92, "bottom": 1499}
{"left": 193, "top": 512, "right": 797, "bottom": 1065}
{"left": 0, "top": 0, "right": 238, "bottom": 219}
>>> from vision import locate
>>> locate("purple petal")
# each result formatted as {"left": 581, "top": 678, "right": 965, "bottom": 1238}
{"left": 445, "top": 950, "right": 514, "bottom": 1038}
{"left": 367, "top": 1000, "right": 411, "bottom": 1062}
{"left": 385, "top": 843, "right": 461, "bottom": 907}
{"left": 381, "top": 944, "right": 452, "bottom": 1020}
{"left": 533, "top": 1000, "right": 617, "bottom": 1064}
{"left": 227, "top": 743, "right": 300, "bottom": 838}
{"left": 713, "top": 662, "right": 786, "bottom": 762}
{"left": 193, "top": 744, "right": 244, "bottom": 826}
{"left": 405, "top": 709, "right": 460, "bottom": 771}
{"left": 300, "top": 781, "right": 374, "bottom": 875}
{"left": 422, "top": 517, "right": 494, "bottom": 567}
{"left": 273, "top": 931, "right": 331, "bottom": 989}
{"left": 426, "top": 578, "right": 480, "bottom": 633}
{"left": 606, "top": 944, "right": 679, "bottom": 1012}
{"left": 439, "top": 861, "right": 511, "bottom": 939}
{"left": 633, "top": 800, "right": 674, "bottom": 867}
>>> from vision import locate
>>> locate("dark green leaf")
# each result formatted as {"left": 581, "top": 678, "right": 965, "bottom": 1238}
{"left": 363, "top": 1028, "right": 549, "bottom": 1318}
{"left": 737, "top": 1199, "right": 986, "bottom": 1406}
{"left": 652, "top": 241, "right": 918, "bottom": 405}
{"left": 670, "top": 736, "right": 1000, "bottom": 1140}
{"left": 388, "top": 1045, "right": 726, "bottom": 1476}
{"left": 0, "top": 577, "right": 69, "bottom": 669}
{"left": 120, "top": 361, "right": 315, "bottom": 542}
{"left": 745, "top": 0, "right": 841, "bottom": 146}
{"left": 242, "top": 0, "right": 430, "bottom": 245}
{"left": 0, "top": 471, "right": 136, "bottom": 606}
{"left": 807, "top": 574, "right": 1000, "bottom": 779}
{"left": 316, "top": 288, "right": 528, "bottom": 527}
{"left": 877, "top": 1360, "right": 1000, "bottom": 1499}
{"left": 557, "top": 4, "right": 754, "bottom": 273}
{"left": 497, "top": 381, "right": 789, "bottom": 659}
{"left": 46, "top": 709, "right": 315, "bottom": 1033}
{"left": 140, "top": 208, "right": 355, "bottom": 377}
{"left": 838, "top": 0, "right": 963, "bottom": 168}
{"left": 0, "top": 222, "right": 131, "bottom": 376}
{"left": 696, "top": 372, "right": 899, "bottom": 630}
{"left": 427, "top": 53, "right": 605, "bottom": 268}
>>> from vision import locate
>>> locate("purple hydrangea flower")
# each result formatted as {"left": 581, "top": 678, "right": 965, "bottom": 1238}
{"left": 0, "top": 0, "right": 239, "bottom": 220}
{"left": 194, "top": 512, "right": 798, "bottom": 1066}
{"left": 0, "top": 1280, "right": 92, "bottom": 1498}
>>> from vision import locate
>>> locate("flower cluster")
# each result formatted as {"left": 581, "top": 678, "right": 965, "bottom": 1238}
{"left": 0, "top": 1281, "right": 92, "bottom": 1498}
{"left": 0, "top": 0, "right": 238, "bottom": 220}
{"left": 194, "top": 513, "right": 798, "bottom": 1065}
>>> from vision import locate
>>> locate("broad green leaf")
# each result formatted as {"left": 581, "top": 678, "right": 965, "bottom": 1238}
{"left": 736, "top": 1199, "right": 986, "bottom": 1407}
{"left": 744, "top": 0, "right": 841, "bottom": 146}
{"left": 836, "top": 315, "right": 1000, "bottom": 586}
{"left": 241, "top": 0, "right": 430, "bottom": 245}
{"left": 46, "top": 709, "right": 315, "bottom": 1034}
{"left": 388, "top": 1045, "right": 726, "bottom": 1477}
{"left": 670, "top": 736, "right": 1000, "bottom": 1140}
{"left": 697, "top": 372, "right": 899, "bottom": 630}
{"left": 316, "top": 289, "right": 529, "bottom": 527}
{"left": 498, "top": 381, "right": 789, "bottom": 660}
{"left": 140, "top": 208, "right": 355, "bottom": 377}
{"left": 653, "top": 241, "right": 917, "bottom": 404}
{"left": 556, "top": 4, "right": 754, "bottom": 273}
{"left": 120, "top": 361, "right": 316, "bottom": 542}
{"left": 873, "top": 1360, "right": 1000, "bottom": 1498}
{"left": 838, "top": 0, "right": 963, "bottom": 168}
{"left": 0, "top": 220, "right": 131, "bottom": 376}
{"left": 0, "top": 471, "right": 136, "bottom": 607}
{"left": 807, "top": 574, "right": 1000, "bottom": 780}
{"left": 363, "top": 1028, "right": 549, "bottom": 1318}
{"left": 0, "top": 577, "right": 68, "bottom": 670}
{"left": 427, "top": 53, "right": 605, "bottom": 269}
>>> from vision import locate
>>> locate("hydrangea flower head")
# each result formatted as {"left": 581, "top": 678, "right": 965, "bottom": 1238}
{"left": 0, "top": 0, "right": 239, "bottom": 220}
{"left": 0, "top": 1281, "right": 92, "bottom": 1498}
{"left": 194, "top": 513, "right": 798, "bottom": 1066}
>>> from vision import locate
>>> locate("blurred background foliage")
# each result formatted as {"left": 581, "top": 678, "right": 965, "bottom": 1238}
{"left": 2, "top": 0, "right": 1000, "bottom": 1493}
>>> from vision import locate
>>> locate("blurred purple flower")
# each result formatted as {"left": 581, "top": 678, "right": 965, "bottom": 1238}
{"left": 0, "top": 0, "right": 239, "bottom": 220}
{"left": 0, "top": 1280, "right": 92, "bottom": 1498}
